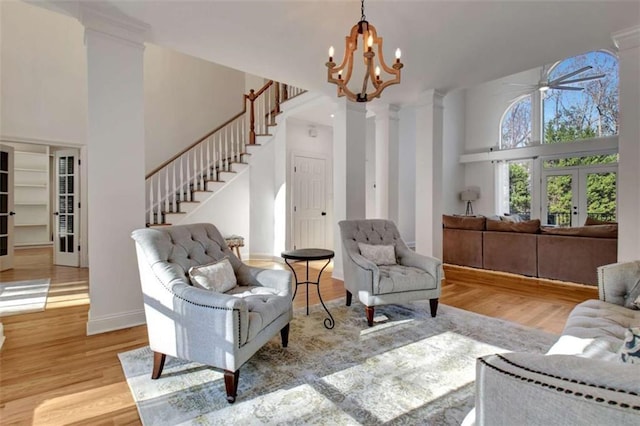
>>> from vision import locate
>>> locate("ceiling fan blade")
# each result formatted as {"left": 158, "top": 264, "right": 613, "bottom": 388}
{"left": 549, "top": 85, "right": 584, "bottom": 91}
{"left": 553, "top": 74, "right": 605, "bottom": 85}
{"left": 548, "top": 66, "right": 592, "bottom": 85}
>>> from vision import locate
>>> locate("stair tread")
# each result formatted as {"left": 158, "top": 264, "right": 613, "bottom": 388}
{"left": 148, "top": 223, "right": 173, "bottom": 227}
{"left": 179, "top": 200, "right": 200, "bottom": 204}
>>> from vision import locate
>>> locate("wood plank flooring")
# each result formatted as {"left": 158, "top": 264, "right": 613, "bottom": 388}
{"left": 0, "top": 248, "right": 598, "bottom": 425}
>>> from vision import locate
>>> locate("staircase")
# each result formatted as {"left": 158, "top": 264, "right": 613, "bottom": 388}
{"left": 146, "top": 81, "right": 305, "bottom": 227}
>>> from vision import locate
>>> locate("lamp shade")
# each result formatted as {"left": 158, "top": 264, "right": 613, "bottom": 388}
{"left": 460, "top": 190, "right": 479, "bottom": 202}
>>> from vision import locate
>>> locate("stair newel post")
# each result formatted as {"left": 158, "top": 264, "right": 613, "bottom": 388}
{"left": 247, "top": 90, "right": 256, "bottom": 145}
{"left": 199, "top": 143, "right": 205, "bottom": 190}
{"left": 156, "top": 172, "right": 162, "bottom": 223}
{"left": 148, "top": 179, "right": 154, "bottom": 225}
{"left": 275, "top": 82, "right": 281, "bottom": 116}
{"left": 172, "top": 161, "right": 177, "bottom": 213}
{"left": 164, "top": 167, "right": 169, "bottom": 214}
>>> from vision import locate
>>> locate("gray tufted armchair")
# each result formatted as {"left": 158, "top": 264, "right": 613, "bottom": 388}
{"left": 339, "top": 219, "right": 443, "bottom": 326}
{"left": 131, "top": 223, "right": 293, "bottom": 403}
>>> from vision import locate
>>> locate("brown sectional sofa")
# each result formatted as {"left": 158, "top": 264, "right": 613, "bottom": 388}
{"left": 442, "top": 215, "right": 618, "bottom": 285}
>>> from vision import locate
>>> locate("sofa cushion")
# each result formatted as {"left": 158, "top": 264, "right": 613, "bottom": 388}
{"left": 486, "top": 218, "right": 540, "bottom": 233}
{"left": 618, "top": 327, "right": 640, "bottom": 364}
{"left": 358, "top": 242, "right": 396, "bottom": 265}
{"left": 188, "top": 257, "right": 237, "bottom": 292}
{"left": 548, "top": 300, "right": 640, "bottom": 361}
{"left": 443, "top": 228, "right": 483, "bottom": 268}
{"left": 376, "top": 265, "right": 437, "bottom": 295}
{"left": 541, "top": 224, "right": 618, "bottom": 238}
{"left": 442, "top": 214, "right": 485, "bottom": 230}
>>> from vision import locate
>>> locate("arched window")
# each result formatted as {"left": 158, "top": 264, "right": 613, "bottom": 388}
{"left": 543, "top": 51, "right": 618, "bottom": 143}
{"left": 500, "top": 95, "right": 532, "bottom": 149}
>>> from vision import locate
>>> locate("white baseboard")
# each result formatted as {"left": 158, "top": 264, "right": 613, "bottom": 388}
{"left": 248, "top": 253, "right": 285, "bottom": 263}
{"left": 86, "top": 309, "right": 146, "bottom": 335}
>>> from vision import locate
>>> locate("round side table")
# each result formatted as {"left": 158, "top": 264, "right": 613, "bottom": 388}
{"left": 281, "top": 248, "right": 335, "bottom": 329}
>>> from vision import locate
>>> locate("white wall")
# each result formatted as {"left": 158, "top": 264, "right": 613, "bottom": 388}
{"left": 144, "top": 45, "right": 245, "bottom": 174}
{"left": 442, "top": 90, "right": 466, "bottom": 216}
{"left": 0, "top": 0, "right": 87, "bottom": 145}
{"left": 397, "top": 106, "right": 416, "bottom": 244}
{"left": 180, "top": 171, "right": 251, "bottom": 259}
{"left": 286, "top": 118, "right": 334, "bottom": 251}
{"left": 249, "top": 138, "right": 276, "bottom": 258}
{"left": 462, "top": 67, "right": 542, "bottom": 215}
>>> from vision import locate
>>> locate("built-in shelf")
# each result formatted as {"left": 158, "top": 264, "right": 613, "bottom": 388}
{"left": 12, "top": 148, "right": 51, "bottom": 246}
{"left": 15, "top": 167, "right": 46, "bottom": 172}
{"left": 15, "top": 183, "right": 47, "bottom": 188}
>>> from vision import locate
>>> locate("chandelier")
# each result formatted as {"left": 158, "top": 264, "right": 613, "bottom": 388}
{"left": 325, "top": 0, "right": 403, "bottom": 103}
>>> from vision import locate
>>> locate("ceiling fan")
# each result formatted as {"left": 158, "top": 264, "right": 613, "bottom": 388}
{"left": 507, "top": 65, "right": 605, "bottom": 95}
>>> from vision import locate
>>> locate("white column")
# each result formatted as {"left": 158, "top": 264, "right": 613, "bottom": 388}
{"left": 82, "top": 6, "right": 149, "bottom": 334}
{"left": 613, "top": 26, "right": 640, "bottom": 261}
{"left": 332, "top": 98, "right": 367, "bottom": 279}
{"left": 415, "top": 90, "right": 445, "bottom": 258}
{"left": 371, "top": 104, "right": 400, "bottom": 220}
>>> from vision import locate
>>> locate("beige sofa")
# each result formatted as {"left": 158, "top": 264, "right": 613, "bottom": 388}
{"left": 442, "top": 215, "right": 618, "bottom": 285}
{"left": 464, "top": 261, "right": 640, "bottom": 425}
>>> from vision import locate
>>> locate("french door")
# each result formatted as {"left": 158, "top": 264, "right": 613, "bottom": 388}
{"left": 542, "top": 165, "right": 617, "bottom": 227}
{"left": 54, "top": 150, "right": 79, "bottom": 266}
{"left": 293, "top": 155, "right": 327, "bottom": 250}
{"left": 0, "top": 144, "right": 15, "bottom": 271}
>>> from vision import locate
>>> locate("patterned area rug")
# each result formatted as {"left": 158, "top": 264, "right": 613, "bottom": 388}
{"left": 0, "top": 278, "right": 50, "bottom": 316}
{"left": 119, "top": 300, "right": 558, "bottom": 425}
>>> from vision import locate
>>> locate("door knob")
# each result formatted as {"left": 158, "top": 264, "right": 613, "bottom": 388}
{"left": 53, "top": 212, "right": 59, "bottom": 216}
{"left": 321, "top": 212, "right": 326, "bottom": 216}
{"left": 9, "top": 211, "right": 15, "bottom": 216}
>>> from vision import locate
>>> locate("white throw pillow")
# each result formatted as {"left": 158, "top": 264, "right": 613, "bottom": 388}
{"left": 188, "top": 257, "right": 237, "bottom": 293}
{"left": 358, "top": 242, "right": 396, "bottom": 265}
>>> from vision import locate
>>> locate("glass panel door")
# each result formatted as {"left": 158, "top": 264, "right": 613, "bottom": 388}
{"left": 0, "top": 144, "right": 15, "bottom": 271}
{"left": 579, "top": 167, "right": 617, "bottom": 225}
{"left": 54, "top": 149, "right": 79, "bottom": 267}
{"left": 542, "top": 171, "right": 578, "bottom": 227}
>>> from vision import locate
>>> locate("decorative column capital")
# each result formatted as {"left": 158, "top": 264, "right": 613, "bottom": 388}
{"left": 416, "top": 89, "right": 445, "bottom": 109}
{"left": 369, "top": 103, "right": 400, "bottom": 121}
{"left": 80, "top": 2, "right": 149, "bottom": 48}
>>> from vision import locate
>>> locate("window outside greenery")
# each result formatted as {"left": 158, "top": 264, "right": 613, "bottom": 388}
{"left": 505, "top": 51, "right": 618, "bottom": 226}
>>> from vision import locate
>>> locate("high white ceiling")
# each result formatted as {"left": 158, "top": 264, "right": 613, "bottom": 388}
{"left": 102, "top": 0, "right": 639, "bottom": 106}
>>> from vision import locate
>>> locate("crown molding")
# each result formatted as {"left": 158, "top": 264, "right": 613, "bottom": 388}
{"left": 79, "top": 2, "right": 149, "bottom": 48}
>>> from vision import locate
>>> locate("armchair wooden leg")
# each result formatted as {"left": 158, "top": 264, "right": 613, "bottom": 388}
{"left": 280, "top": 323, "right": 290, "bottom": 348}
{"left": 429, "top": 298, "right": 439, "bottom": 318}
{"left": 224, "top": 370, "right": 240, "bottom": 404}
{"left": 346, "top": 290, "right": 353, "bottom": 306}
{"left": 365, "top": 306, "right": 375, "bottom": 327}
{"left": 151, "top": 351, "right": 166, "bottom": 379}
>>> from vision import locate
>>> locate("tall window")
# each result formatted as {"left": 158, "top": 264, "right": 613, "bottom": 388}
{"left": 498, "top": 51, "right": 618, "bottom": 226}
{"left": 543, "top": 51, "right": 619, "bottom": 144}
{"left": 501, "top": 96, "right": 532, "bottom": 149}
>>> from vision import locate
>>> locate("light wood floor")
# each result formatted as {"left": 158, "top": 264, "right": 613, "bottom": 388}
{"left": 0, "top": 248, "right": 598, "bottom": 425}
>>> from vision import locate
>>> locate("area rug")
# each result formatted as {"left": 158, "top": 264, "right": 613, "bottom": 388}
{"left": 0, "top": 278, "right": 50, "bottom": 316}
{"left": 119, "top": 300, "right": 558, "bottom": 425}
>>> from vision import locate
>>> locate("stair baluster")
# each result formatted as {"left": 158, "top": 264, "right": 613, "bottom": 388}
{"left": 145, "top": 80, "right": 306, "bottom": 226}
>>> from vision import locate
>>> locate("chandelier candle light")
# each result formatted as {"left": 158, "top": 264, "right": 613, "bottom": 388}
{"left": 326, "top": 0, "right": 403, "bottom": 102}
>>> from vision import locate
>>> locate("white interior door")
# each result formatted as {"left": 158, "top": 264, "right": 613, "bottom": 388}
{"left": 0, "top": 144, "right": 15, "bottom": 271}
{"left": 293, "top": 155, "right": 327, "bottom": 249}
{"left": 54, "top": 150, "right": 79, "bottom": 267}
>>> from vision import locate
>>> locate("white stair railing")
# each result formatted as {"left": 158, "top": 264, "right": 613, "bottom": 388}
{"left": 145, "top": 81, "right": 305, "bottom": 226}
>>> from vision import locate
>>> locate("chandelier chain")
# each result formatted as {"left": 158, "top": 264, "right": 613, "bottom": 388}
{"left": 361, "top": 0, "right": 366, "bottom": 22}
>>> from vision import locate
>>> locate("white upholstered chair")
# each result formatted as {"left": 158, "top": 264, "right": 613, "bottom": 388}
{"left": 339, "top": 219, "right": 443, "bottom": 326}
{"left": 131, "top": 223, "right": 293, "bottom": 403}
